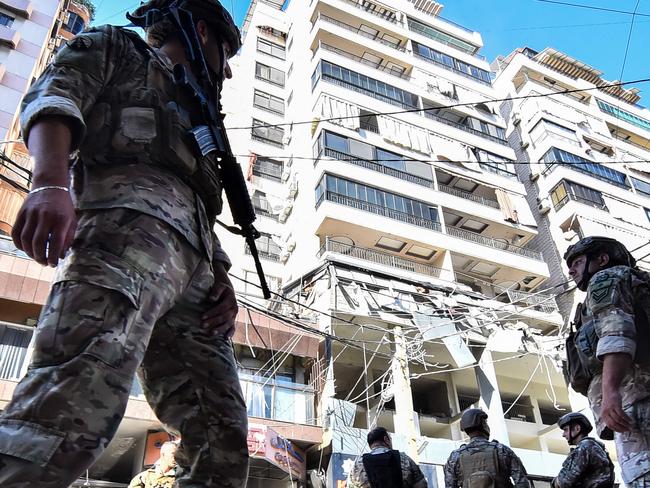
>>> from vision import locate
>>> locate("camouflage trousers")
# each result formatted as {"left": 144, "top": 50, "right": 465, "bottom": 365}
{"left": 616, "top": 396, "right": 650, "bottom": 485}
{"left": 0, "top": 209, "right": 249, "bottom": 488}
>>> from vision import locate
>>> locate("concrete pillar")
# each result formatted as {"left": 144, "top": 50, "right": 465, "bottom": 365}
{"left": 476, "top": 348, "right": 510, "bottom": 445}
{"left": 391, "top": 325, "right": 419, "bottom": 461}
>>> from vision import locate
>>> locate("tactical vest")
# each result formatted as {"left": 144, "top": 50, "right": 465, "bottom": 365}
{"left": 79, "top": 27, "right": 223, "bottom": 220}
{"left": 362, "top": 450, "right": 404, "bottom": 488}
{"left": 566, "top": 268, "right": 650, "bottom": 391}
{"left": 458, "top": 442, "right": 513, "bottom": 488}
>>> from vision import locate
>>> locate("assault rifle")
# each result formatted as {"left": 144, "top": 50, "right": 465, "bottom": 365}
{"left": 130, "top": 3, "right": 271, "bottom": 299}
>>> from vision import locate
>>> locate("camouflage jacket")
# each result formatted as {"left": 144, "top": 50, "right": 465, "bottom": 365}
{"left": 127, "top": 465, "right": 178, "bottom": 488}
{"left": 348, "top": 447, "right": 427, "bottom": 488}
{"left": 444, "top": 437, "right": 531, "bottom": 488}
{"left": 576, "top": 266, "right": 650, "bottom": 436}
{"left": 553, "top": 437, "right": 614, "bottom": 488}
{"left": 20, "top": 26, "right": 229, "bottom": 266}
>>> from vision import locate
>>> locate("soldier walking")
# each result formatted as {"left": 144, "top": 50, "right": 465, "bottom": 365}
{"left": 0, "top": 1, "right": 249, "bottom": 487}
{"left": 444, "top": 408, "right": 531, "bottom": 488}
{"left": 564, "top": 237, "right": 650, "bottom": 487}
{"left": 552, "top": 413, "right": 614, "bottom": 488}
{"left": 128, "top": 441, "right": 179, "bottom": 488}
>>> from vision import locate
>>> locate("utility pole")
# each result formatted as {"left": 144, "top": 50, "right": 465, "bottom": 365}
{"left": 391, "top": 325, "right": 419, "bottom": 461}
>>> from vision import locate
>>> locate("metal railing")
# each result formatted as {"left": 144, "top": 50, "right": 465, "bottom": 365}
{"left": 245, "top": 246, "right": 282, "bottom": 262}
{"left": 543, "top": 162, "right": 630, "bottom": 190}
{"left": 322, "top": 147, "right": 434, "bottom": 188}
{"left": 424, "top": 110, "right": 508, "bottom": 146}
{"left": 553, "top": 194, "right": 608, "bottom": 212}
{"left": 318, "top": 13, "right": 407, "bottom": 51}
{"left": 408, "top": 23, "right": 485, "bottom": 60}
{"left": 339, "top": 0, "right": 399, "bottom": 24}
{"left": 324, "top": 192, "right": 442, "bottom": 231}
{"left": 321, "top": 75, "right": 417, "bottom": 110}
{"left": 438, "top": 184, "right": 500, "bottom": 208}
{"left": 479, "top": 162, "right": 518, "bottom": 180}
{"left": 320, "top": 43, "right": 410, "bottom": 80}
{"left": 446, "top": 227, "right": 544, "bottom": 261}
{"left": 414, "top": 52, "right": 491, "bottom": 86}
{"left": 319, "top": 238, "right": 443, "bottom": 278}
{"left": 251, "top": 133, "right": 284, "bottom": 148}
{"left": 254, "top": 74, "right": 285, "bottom": 88}
{"left": 503, "top": 288, "right": 559, "bottom": 314}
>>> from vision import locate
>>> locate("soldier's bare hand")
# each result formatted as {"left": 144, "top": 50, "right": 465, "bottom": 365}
{"left": 202, "top": 261, "right": 238, "bottom": 338}
{"left": 11, "top": 189, "right": 76, "bottom": 267}
{"left": 601, "top": 390, "right": 632, "bottom": 433}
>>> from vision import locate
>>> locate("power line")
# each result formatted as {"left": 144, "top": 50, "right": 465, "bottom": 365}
{"left": 535, "top": 0, "right": 650, "bottom": 17}
{"left": 226, "top": 78, "right": 650, "bottom": 131}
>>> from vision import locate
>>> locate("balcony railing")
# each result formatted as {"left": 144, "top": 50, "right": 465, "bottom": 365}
{"left": 446, "top": 226, "right": 544, "bottom": 260}
{"left": 322, "top": 147, "right": 434, "bottom": 188}
{"left": 424, "top": 111, "right": 508, "bottom": 146}
{"left": 320, "top": 43, "right": 409, "bottom": 80}
{"left": 322, "top": 192, "right": 442, "bottom": 231}
{"left": 338, "top": 0, "right": 399, "bottom": 24}
{"left": 553, "top": 194, "right": 608, "bottom": 212}
{"left": 319, "top": 238, "right": 443, "bottom": 278}
{"left": 251, "top": 133, "right": 284, "bottom": 148}
{"left": 318, "top": 13, "right": 407, "bottom": 52}
{"left": 245, "top": 246, "right": 281, "bottom": 262}
{"left": 408, "top": 23, "right": 485, "bottom": 60}
{"left": 414, "top": 52, "right": 491, "bottom": 86}
{"left": 240, "top": 373, "right": 316, "bottom": 425}
{"left": 502, "top": 288, "right": 559, "bottom": 314}
{"left": 438, "top": 184, "right": 500, "bottom": 208}
{"left": 321, "top": 74, "right": 417, "bottom": 110}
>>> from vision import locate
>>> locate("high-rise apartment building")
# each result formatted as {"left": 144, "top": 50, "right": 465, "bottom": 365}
{"left": 492, "top": 47, "right": 650, "bottom": 321}
{"left": 223, "top": 0, "right": 590, "bottom": 486}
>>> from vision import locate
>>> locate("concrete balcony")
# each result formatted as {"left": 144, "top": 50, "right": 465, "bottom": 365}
{"left": 315, "top": 12, "right": 407, "bottom": 53}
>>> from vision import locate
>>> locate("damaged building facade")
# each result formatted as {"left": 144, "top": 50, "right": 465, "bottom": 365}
{"left": 222, "top": 0, "right": 616, "bottom": 486}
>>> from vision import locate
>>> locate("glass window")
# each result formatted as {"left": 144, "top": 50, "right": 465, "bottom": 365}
{"left": 349, "top": 139, "right": 374, "bottom": 160}
{"left": 0, "top": 12, "right": 15, "bottom": 28}
{"left": 632, "top": 177, "right": 650, "bottom": 197}
{"left": 597, "top": 99, "right": 650, "bottom": 132}
{"left": 543, "top": 147, "right": 629, "bottom": 188}
{"left": 253, "top": 157, "right": 283, "bottom": 181}
{"left": 257, "top": 38, "right": 286, "bottom": 59}
{"left": 256, "top": 62, "right": 285, "bottom": 87}
{"left": 324, "top": 131, "right": 348, "bottom": 153}
{"left": 253, "top": 90, "right": 285, "bottom": 115}
{"left": 377, "top": 148, "right": 405, "bottom": 171}
{"left": 65, "top": 12, "right": 85, "bottom": 34}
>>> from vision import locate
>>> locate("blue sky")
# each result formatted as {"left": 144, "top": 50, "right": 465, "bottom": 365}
{"left": 92, "top": 1, "right": 649, "bottom": 94}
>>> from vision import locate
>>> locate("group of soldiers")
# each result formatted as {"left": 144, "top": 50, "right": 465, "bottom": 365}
{"left": 0, "top": 0, "right": 647, "bottom": 487}
{"left": 347, "top": 408, "right": 613, "bottom": 488}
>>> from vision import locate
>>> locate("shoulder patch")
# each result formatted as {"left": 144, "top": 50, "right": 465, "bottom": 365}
{"left": 590, "top": 278, "right": 614, "bottom": 304}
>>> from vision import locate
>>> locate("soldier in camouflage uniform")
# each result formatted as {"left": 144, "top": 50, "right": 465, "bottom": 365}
{"left": 552, "top": 412, "right": 614, "bottom": 488}
{"left": 564, "top": 237, "right": 650, "bottom": 487}
{"left": 129, "top": 442, "right": 179, "bottom": 488}
{"left": 348, "top": 427, "right": 428, "bottom": 488}
{"left": 0, "top": 1, "right": 249, "bottom": 487}
{"left": 444, "top": 409, "right": 530, "bottom": 488}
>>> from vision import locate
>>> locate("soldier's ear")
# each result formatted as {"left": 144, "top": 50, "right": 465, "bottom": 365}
{"left": 196, "top": 19, "right": 210, "bottom": 45}
{"left": 598, "top": 253, "right": 610, "bottom": 267}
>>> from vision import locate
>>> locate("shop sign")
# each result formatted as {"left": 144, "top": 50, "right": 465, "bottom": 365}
{"left": 247, "top": 423, "right": 307, "bottom": 481}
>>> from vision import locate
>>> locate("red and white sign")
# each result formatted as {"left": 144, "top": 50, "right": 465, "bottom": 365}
{"left": 247, "top": 423, "right": 307, "bottom": 481}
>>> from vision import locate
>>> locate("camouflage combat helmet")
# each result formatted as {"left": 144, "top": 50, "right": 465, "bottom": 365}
{"left": 564, "top": 236, "right": 636, "bottom": 268}
{"left": 129, "top": 0, "right": 242, "bottom": 53}
{"left": 460, "top": 408, "right": 488, "bottom": 434}
{"left": 558, "top": 412, "right": 593, "bottom": 435}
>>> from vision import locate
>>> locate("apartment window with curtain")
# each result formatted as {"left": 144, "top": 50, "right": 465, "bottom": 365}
{"left": 315, "top": 173, "right": 440, "bottom": 230}
{"left": 253, "top": 90, "right": 285, "bottom": 115}
{"left": 257, "top": 37, "right": 286, "bottom": 59}
{"left": 0, "top": 324, "right": 33, "bottom": 381}
{"left": 255, "top": 62, "right": 285, "bottom": 87}
{"left": 632, "top": 177, "right": 650, "bottom": 197}
{"left": 550, "top": 180, "right": 606, "bottom": 210}
{"left": 412, "top": 41, "right": 491, "bottom": 84}
{"left": 253, "top": 157, "right": 283, "bottom": 182}
{"left": 543, "top": 147, "right": 630, "bottom": 188}
{"left": 251, "top": 119, "right": 284, "bottom": 147}
{"left": 315, "top": 61, "right": 418, "bottom": 109}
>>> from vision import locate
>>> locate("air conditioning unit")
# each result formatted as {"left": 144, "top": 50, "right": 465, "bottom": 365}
{"left": 279, "top": 203, "right": 293, "bottom": 222}
{"left": 520, "top": 140, "right": 530, "bottom": 150}
{"left": 281, "top": 169, "right": 291, "bottom": 182}
{"left": 288, "top": 181, "right": 299, "bottom": 198}
{"left": 286, "top": 239, "right": 296, "bottom": 252}
{"left": 512, "top": 112, "right": 521, "bottom": 126}
{"left": 538, "top": 198, "right": 551, "bottom": 215}
{"left": 280, "top": 251, "right": 290, "bottom": 263}
{"left": 529, "top": 172, "right": 540, "bottom": 182}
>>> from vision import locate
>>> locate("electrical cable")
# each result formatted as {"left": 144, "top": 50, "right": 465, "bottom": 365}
{"left": 226, "top": 77, "right": 650, "bottom": 131}
{"left": 535, "top": 0, "right": 650, "bottom": 17}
